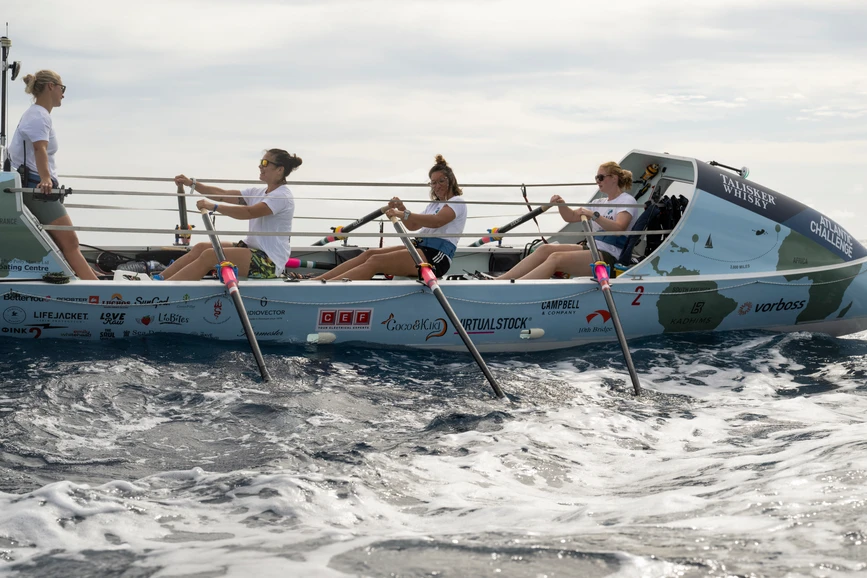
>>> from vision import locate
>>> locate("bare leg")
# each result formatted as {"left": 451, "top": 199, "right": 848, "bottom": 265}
{"left": 329, "top": 248, "right": 419, "bottom": 280}
{"left": 315, "top": 246, "right": 405, "bottom": 280}
{"left": 166, "top": 247, "right": 253, "bottom": 281}
{"left": 47, "top": 215, "right": 99, "bottom": 280}
{"left": 497, "top": 244, "right": 583, "bottom": 280}
{"left": 518, "top": 248, "right": 594, "bottom": 279}
{"left": 159, "top": 242, "right": 234, "bottom": 278}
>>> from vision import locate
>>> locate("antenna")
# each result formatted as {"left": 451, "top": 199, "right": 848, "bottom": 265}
{"left": 1, "top": 23, "right": 22, "bottom": 171}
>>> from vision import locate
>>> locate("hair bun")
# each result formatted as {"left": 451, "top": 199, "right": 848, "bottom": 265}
{"left": 22, "top": 74, "right": 35, "bottom": 85}
{"left": 434, "top": 154, "right": 448, "bottom": 166}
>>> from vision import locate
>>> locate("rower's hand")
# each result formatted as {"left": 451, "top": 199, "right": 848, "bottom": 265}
{"left": 38, "top": 176, "right": 54, "bottom": 196}
{"left": 196, "top": 199, "right": 215, "bottom": 211}
{"left": 550, "top": 194, "right": 565, "bottom": 205}
{"left": 385, "top": 208, "right": 402, "bottom": 220}
{"left": 174, "top": 174, "right": 193, "bottom": 187}
{"left": 388, "top": 196, "right": 406, "bottom": 211}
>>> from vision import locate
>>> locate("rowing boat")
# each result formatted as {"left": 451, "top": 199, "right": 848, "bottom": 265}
{"left": 3, "top": 148, "right": 865, "bottom": 352}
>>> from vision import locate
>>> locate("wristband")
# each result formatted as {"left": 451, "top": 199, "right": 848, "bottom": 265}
{"left": 403, "top": 209, "right": 411, "bottom": 221}
{"left": 191, "top": 178, "right": 197, "bottom": 191}
{"left": 212, "top": 204, "right": 219, "bottom": 213}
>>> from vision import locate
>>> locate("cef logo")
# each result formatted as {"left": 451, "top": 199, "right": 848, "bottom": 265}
{"left": 317, "top": 309, "right": 372, "bottom": 331}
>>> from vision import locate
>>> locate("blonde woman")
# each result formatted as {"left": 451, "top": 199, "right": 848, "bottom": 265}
{"left": 10, "top": 70, "right": 97, "bottom": 280}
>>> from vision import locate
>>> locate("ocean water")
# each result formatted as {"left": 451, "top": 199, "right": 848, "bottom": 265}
{"left": 1, "top": 330, "right": 866, "bottom": 577}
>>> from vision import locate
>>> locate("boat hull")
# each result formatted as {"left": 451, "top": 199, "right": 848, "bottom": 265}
{"left": 3, "top": 260, "right": 867, "bottom": 351}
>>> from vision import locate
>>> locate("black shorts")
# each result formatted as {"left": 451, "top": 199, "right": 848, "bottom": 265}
{"left": 598, "top": 250, "right": 618, "bottom": 266}
{"left": 417, "top": 245, "right": 451, "bottom": 278}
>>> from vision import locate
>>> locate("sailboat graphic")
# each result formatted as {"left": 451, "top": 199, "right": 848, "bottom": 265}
{"left": 705, "top": 234, "right": 714, "bottom": 249}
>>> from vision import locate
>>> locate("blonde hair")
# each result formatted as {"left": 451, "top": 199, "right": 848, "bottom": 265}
{"left": 600, "top": 161, "right": 633, "bottom": 191}
{"left": 22, "top": 70, "right": 62, "bottom": 99}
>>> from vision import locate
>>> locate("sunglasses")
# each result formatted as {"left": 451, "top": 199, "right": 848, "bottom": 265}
{"left": 429, "top": 177, "right": 449, "bottom": 187}
{"left": 595, "top": 174, "right": 611, "bottom": 182}
{"left": 259, "top": 159, "right": 279, "bottom": 168}
{"left": 53, "top": 83, "right": 67, "bottom": 95}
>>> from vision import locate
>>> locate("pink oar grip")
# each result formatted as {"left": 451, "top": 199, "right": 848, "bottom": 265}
{"left": 285, "top": 258, "right": 302, "bottom": 268}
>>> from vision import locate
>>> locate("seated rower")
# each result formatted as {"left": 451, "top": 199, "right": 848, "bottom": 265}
{"left": 312, "top": 155, "right": 467, "bottom": 281}
{"left": 497, "top": 161, "right": 638, "bottom": 280}
{"left": 159, "top": 149, "right": 300, "bottom": 281}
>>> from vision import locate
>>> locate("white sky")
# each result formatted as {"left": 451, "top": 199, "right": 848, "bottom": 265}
{"left": 3, "top": 0, "right": 867, "bottom": 246}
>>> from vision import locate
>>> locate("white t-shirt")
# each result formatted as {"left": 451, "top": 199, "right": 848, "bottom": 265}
{"left": 417, "top": 196, "right": 467, "bottom": 259}
{"left": 589, "top": 193, "right": 640, "bottom": 257}
{"left": 240, "top": 185, "right": 294, "bottom": 276}
{"left": 9, "top": 105, "right": 58, "bottom": 179}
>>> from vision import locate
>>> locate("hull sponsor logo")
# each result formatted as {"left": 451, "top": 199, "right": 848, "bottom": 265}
{"left": 32, "top": 311, "right": 88, "bottom": 322}
{"left": 540, "top": 299, "right": 580, "bottom": 316}
{"left": 101, "top": 312, "right": 127, "bottom": 325}
{"left": 3, "top": 306, "right": 26, "bottom": 324}
{"left": 458, "top": 317, "right": 529, "bottom": 333}
{"left": 380, "top": 313, "right": 448, "bottom": 340}
{"left": 753, "top": 298, "right": 806, "bottom": 313}
{"left": 317, "top": 309, "right": 373, "bottom": 331}
{"left": 585, "top": 310, "right": 611, "bottom": 323}
{"left": 100, "top": 329, "right": 116, "bottom": 340}
{"left": 3, "top": 293, "right": 45, "bottom": 302}
{"left": 136, "top": 296, "right": 171, "bottom": 308}
{"left": 204, "top": 297, "right": 232, "bottom": 325}
{"left": 738, "top": 302, "right": 752, "bottom": 315}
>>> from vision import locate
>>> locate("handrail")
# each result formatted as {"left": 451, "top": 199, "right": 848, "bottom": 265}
{"left": 5, "top": 187, "right": 646, "bottom": 208}
{"left": 41, "top": 225, "right": 671, "bottom": 238}
{"left": 58, "top": 174, "right": 593, "bottom": 188}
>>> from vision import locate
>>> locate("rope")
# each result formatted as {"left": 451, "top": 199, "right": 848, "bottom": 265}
{"left": 610, "top": 268, "right": 866, "bottom": 295}
{"left": 242, "top": 289, "right": 426, "bottom": 306}
{"left": 0, "top": 289, "right": 225, "bottom": 306}
{"left": 448, "top": 289, "right": 599, "bottom": 305}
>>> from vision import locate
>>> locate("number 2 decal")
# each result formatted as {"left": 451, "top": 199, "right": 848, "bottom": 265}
{"left": 632, "top": 286, "right": 644, "bottom": 306}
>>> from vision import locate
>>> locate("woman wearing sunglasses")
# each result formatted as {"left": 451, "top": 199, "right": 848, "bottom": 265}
{"left": 497, "top": 161, "right": 638, "bottom": 280}
{"left": 160, "top": 149, "right": 300, "bottom": 281}
{"left": 310, "top": 154, "right": 466, "bottom": 281}
{"left": 9, "top": 70, "right": 98, "bottom": 280}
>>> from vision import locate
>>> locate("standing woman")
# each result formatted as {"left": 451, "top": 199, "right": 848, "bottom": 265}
{"left": 313, "top": 155, "right": 467, "bottom": 281}
{"left": 497, "top": 161, "right": 638, "bottom": 280}
{"left": 160, "top": 149, "right": 300, "bottom": 281}
{"left": 9, "top": 70, "right": 98, "bottom": 280}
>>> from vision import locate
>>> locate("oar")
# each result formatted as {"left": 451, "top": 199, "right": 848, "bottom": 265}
{"left": 199, "top": 207, "right": 271, "bottom": 382}
{"left": 580, "top": 216, "right": 641, "bottom": 395}
{"left": 468, "top": 205, "right": 550, "bottom": 247}
{"left": 312, "top": 207, "right": 385, "bottom": 246}
{"left": 390, "top": 216, "right": 506, "bottom": 399}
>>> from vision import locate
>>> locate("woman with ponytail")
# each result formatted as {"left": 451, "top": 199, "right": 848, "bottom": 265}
{"left": 312, "top": 154, "right": 467, "bottom": 281}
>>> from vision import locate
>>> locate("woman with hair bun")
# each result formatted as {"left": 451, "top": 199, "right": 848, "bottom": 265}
{"left": 160, "top": 149, "right": 301, "bottom": 281}
{"left": 312, "top": 154, "right": 467, "bottom": 281}
{"left": 9, "top": 70, "right": 98, "bottom": 280}
{"left": 497, "top": 161, "right": 639, "bottom": 280}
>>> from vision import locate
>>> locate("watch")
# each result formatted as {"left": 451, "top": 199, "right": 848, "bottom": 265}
{"left": 403, "top": 209, "right": 411, "bottom": 221}
{"left": 592, "top": 211, "right": 600, "bottom": 221}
